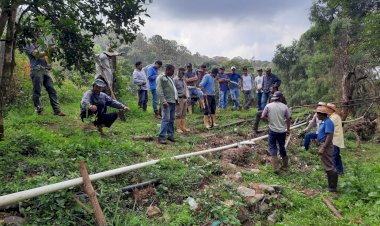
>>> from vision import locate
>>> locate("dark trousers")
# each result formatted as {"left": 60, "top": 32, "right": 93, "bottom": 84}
{"left": 268, "top": 130, "right": 287, "bottom": 157}
{"left": 333, "top": 145, "right": 344, "bottom": 174}
{"left": 159, "top": 103, "right": 176, "bottom": 139}
{"left": 243, "top": 90, "right": 253, "bottom": 109}
{"left": 204, "top": 95, "right": 216, "bottom": 115}
{"left": 304, "top": 131, "right": 318, "bottom": 150}
{"left": 80, "top": 104, "right": 118, "bottom": 128}
{"left": 257, "top": 92, "right": 263, "bottom": 110}
{"left": 138, "top": 89, "right": 148, "bottom": 110}
{"left": 31, "top": 68, "right": 60, "bottom": 112}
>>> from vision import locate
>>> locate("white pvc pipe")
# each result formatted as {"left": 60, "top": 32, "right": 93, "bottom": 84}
{"left": 0, "top": 122, "right": 307, "bottom": 207}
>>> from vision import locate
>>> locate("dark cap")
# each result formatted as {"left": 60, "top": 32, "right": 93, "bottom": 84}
{"left": 93, "top": 79, "right": 106, "bottom": 88}
{"left": 211, "top": 68, "right": 219, "bottom": 74}
{"left": 186, "top": 63, "right": 192, "bottom": 67}
{"left": 271, "top": 91, "right": 283, "bottom": 100}
{"left": 219, "top": 67, "right": 225, "bottom": 70}
{"left": 201, "top": 64, "right": 207, "bottom": 68}
{"left": 242, "top": 67, "right": 248, "bottom": 70}
{"left": 257, "top": 68, "right": 263, "bottom": 71}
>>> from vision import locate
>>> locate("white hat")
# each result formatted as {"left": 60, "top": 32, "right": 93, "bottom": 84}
{"left": 231, "top": 66, "right": 236, "bottom": 70}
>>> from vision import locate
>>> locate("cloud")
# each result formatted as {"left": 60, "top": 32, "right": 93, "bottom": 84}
{"left": 140, "top": 0, "right": 312, "bottom": 61}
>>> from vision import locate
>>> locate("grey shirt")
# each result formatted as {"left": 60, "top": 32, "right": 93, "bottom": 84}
{"left": 80, "top": 90, "right": 125, "bottom": 113}
{"left": 25, "top": 44, "right": 49, "bottom": 70}
{"left": 133, "top": 69, "right": 148, "bottom": 90}
{"left": 174, "top": 76, "right": 187, "bottom": 97}
{"left": 262, "top": 101, "right": 291, "bottom": 133}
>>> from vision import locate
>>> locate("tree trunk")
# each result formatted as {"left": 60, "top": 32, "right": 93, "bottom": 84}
{"left": 341, "top": 71, "right": 354, "bottom": 121}
{"left": 0, "top": 5, "right": 17, "bottom": 140}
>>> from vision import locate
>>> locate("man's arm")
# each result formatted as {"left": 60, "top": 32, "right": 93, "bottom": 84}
{"left": 319, "top": 133, "right": 333, "bottom": 155}
{"left": 261, "top": 106, "right": 269, "bottom": 121}
{"left": 285, "top": 107, "right": 291, "bottom": 134}
{"left": 147, "top": 67, "right": 157, "bottom": 81}
{"left": 274, "top": 75, "right": 282, "bottom": 87}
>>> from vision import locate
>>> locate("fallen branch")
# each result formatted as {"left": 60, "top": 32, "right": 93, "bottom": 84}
{"left": 322, "top": 196, "right": 343, "bottom": 220}
{"left": 285, "top": 134, "right": 292, "bottom": 148}
{"left": 80, "top": 161, "right": 106, "bottom": 226}
{"left": 74, "top": 197, "right": 93, "bottom": 214}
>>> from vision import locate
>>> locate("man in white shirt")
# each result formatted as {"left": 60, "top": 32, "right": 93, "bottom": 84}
{"left": 132, "top": 61, "right": 148, "bottom": 111}
{"left": 255, "top": 68, "right": 264, "bottom": 110}
{"left": 241, "top": 67, "right": 254, "bottom": 110}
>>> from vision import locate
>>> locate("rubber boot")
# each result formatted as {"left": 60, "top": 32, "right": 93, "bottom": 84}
{"left": 181, "top": 119, "right": 190, "bottom": 132}
{"left": 203, "top": 115, "right": 211, "bottom": 129}
{"left": 175, "top": 119, "right": 183, "bottom": 133}
{"left": 271, "top": 156, "right": 280, "bottom": 174}
{"left": 154, "top": 110, "right": 161, "bottom": 119}
{"left": 327, "top": 171, "right": 338, "bottom": 192}
{"left": 280, "top": 156, "right": 289, "bottom": 171}
{"left": 211, "top": 114, "right": 219, "bottom": 127}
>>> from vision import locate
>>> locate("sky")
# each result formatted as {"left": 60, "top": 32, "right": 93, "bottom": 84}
{"left": 140, "top": 0, "right": 313, "bottom": 61}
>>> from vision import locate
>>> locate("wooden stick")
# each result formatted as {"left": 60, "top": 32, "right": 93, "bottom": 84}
{"left": 80, "top": 161, "right": 106, "bottom": 226}
{"left": 322, "top": 196, "right": 343, "bottom": 220}
{"left": 285, "top": 134, "right": 292, "bottom": 148}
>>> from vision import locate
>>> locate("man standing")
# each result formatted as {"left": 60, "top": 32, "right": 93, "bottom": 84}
{"left": 261, "top": 67, "right": 281, "bottom": 110}
{"left": 303, "top": 102, "right": 327, "bottom": 150}
{"left": 184, "top": 63, "right": 205, "bottom": 110}
{"left": 200, "top": 68, "right": 219, "bottom": 128}
{"left": 147, "top": 60, "right": 163, "bottom": 119}
{"left": 261, "top": 91, "right": 291, "bottom": 174}
{"left": 95, "top": 50, "right": 123, "bottom": 98}
{"left": 216, "top": 67, "right": 230, "bottom": 110}
{"left": 241, "top": 67, "right": 254, "bottom": 110}
{"left": 228, "top": 66, "right": 242, "bottom": 110}
{"left": 132, "top": 61, "right": 148, "bottom": 111}
{"left": 156, "top": 64, "right": 177, "bottom": 144}
{"left": 80, "top": 79, "right": 130, "bottom": 134}
{"left": 315, "top": 105, "right": 338, "bottom": 192}
{"left": 255, "top": 68, "right": 264, "bottom": 110}
{"left": 326, "top": 103, "right": 345, "bottom": 175}
{"left": 25, "top": 40, "right": 65, "bottom": 116}
{"left": 174, "top": 67, "right": 190, "bottom": 133}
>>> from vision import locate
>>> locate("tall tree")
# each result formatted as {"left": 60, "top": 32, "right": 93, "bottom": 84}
{"left": 0, "top": 0, "right": 148, "bottom": 139}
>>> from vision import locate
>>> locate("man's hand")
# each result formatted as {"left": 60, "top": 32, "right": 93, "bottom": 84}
{"left": 286, "top": 130, "right": 290, "bottom": 136}
{"left": 163, "top": 102, "right": 169, "bottom": 108}
{"left": 123, "top": 106, "right": 130, "bottom": 112}
{"left": 318, "top": 146, "right": 325, "bottom": 156}
{"left": 89, "top": 105, "right": 97, "bottom": 112}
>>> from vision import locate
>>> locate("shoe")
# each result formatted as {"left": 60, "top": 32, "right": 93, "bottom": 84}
{"left": 203, "top": 115, "right": 211, "bottom": 129}
{"left": 158, "top": 138, "right": 167, "bottom": 144}
{"left": 181, "top": 119, "right": 191, "bottom": 132}
{"left": 211, "top": 114, "right": 219, "bottom": 127}
{"left": 54, "top": 111, "right": 66, "bottom": 116}
{"left": 271, "top": 156, "right": 280, "bottom": 174}
{"left": 167, "top": 137, "right": 176, "bottom": 142}
{"left": 327, "top": 171, "right": 338, "bottom": 192}
{"left": 280, "top": 156, "right": 289, "bottom": 171}
{"left": 175, "top": 120, "right": 184, "bottom": 133}
{"left": 35, "top": 106, "right": 43, "bottom": 115}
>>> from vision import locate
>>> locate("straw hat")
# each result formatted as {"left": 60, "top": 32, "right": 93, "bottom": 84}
{"left": 317, "top": 102, "right": 327, "bottom": 106}
{"left": 326, "top": 103, "right": 339, "bottom": 113}
{"left": 314, "top": 105, "right": 330, "bottom": 114}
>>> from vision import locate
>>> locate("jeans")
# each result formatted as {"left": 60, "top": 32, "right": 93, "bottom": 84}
{"left": 138, "top": 89, "right": 148, "bottom": 110}
{"left": 304, "top": 131, "right": 318, "bottom": 150}
{"left": 268, "top": 130, "right": 287, "bottom": 157}
{"left": 158, "top": 102, "right": 176, "bottom": 139}
{"left": 257, "top": 92, "right": 263, "bottom": 110}
{"left": 230, "top": 88, "right": 240, "bottom": 108}
{"left": 151, "top": 89, "right": 158, "bottom": 111}
{"left": 333, "top": 145, "right": 344, "bottom": 174}
{"left": 218, "top": 90, "right": 229, "bottom": 109}
{"left": 80, "top": 104, "right": 118, "bottom": 128}
{"left": 261, "top": 92, "right": 270, "bottom": 110}
{"left": 243, "top": 90, "right": 253, "bottom": 109}
{"left": 31, "top": 68, "right": 60, "bottom": 112}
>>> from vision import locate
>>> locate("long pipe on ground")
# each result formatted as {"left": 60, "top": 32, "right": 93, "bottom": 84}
{"left": 0, "top": 122, "right": 307, "bottom": 207}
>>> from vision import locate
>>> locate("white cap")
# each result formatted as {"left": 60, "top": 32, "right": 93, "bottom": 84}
{"left": 231, "top": 66, "right": 236, "bottom": 70}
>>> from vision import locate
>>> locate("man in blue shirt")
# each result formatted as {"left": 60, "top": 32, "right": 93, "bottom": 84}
{"left": 216, "top": 67, "right": 229, "bottom": 110}
{"left": 25, "top": 41, "right": 65, "bottom": 116}
{"left": 261, "top": 67, "right": 281, "bottom": 110}
{"left": 315, "top": 105, "right": 338, "bottom": 192}
{"left": 228, "top": 66, "right": 242, "bottom": 110}
{"left": 146, "top": 60, "right": 162, "bottom": 119}
{"left": 200, "top": 68, "right": 218, "bottom": 129}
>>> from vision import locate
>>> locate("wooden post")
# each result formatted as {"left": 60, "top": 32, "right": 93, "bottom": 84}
{"left": 80, "top": 161, "right": 105, "bottom": 226}
{"left": 322, "top": 196, "right": 343, "bottom": 220}
{"left": 0, "top": 41, "right": 5, "bottom": 140}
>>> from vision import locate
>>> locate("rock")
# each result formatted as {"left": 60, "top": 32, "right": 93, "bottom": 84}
{"left": 146, "top": 206, "right": 161, "bottom": 218}
{"left": 3, "top": 216, "right": 25, "bottom": 226}
{"left": 245, "top": 194, "right": 265, "bottom": 205}
{"left": 259, "top": 202, "right": 270, "bottom": 214}
{"left": 234, "top": 172, "right": 244, "bottom": 183}
{"left": 267, "top": 210, "right": 279, "bottom": 224}
{"left": 237, "top": 186, "right": 256, "bottom": 197}
{"left": 250, "top": 168, "right": 261, "bottom": 173}
{"left": 237, "top": 207, "right": 250, "bottom": 223}
{"left": 223, "top": 200, "right": 234, "bottom": 207}
{"left": 259, "top": 184, "right": 275, "bottom": 194}
{"left": 228, "top": 163, "right": 237, "bottom": 168}
{"left": 269, "top": 184, "right": 282, "bottom": 193}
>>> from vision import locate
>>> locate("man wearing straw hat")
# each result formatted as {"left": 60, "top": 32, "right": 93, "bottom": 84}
{"left": 326, "top": 103, "right": 345, "bottom": 175}
{"left": 315, "top": 105, "right": 338, "bottom": 192}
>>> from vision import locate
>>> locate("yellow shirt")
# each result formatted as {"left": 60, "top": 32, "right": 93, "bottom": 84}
{"left": 329, "top": 113, "right": 345, "bottom": 148}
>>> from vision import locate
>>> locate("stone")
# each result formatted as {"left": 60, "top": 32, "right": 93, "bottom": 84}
{"left": 259, "top": 202, "right": 270, "bottom": 214}
{"left": 4, "top": 216, "right": 25, "bottom": 226}
{"left": 237, "top": 186, "right": 256, "bottom": 197}
{"left": 234, "top": 172, "right": 244, "bottom": 183}
{"left": 146, "top": 206, "right": 161, "bottom": 218}
{"left": 267, "top": 210, "right": 279, "bottom": 224}
{"left": 250, "top": 168, "right": 261, "bottom": 173}
{"left": 223, "top": 200, "right": 234, "bottom": 207}
{"left": 245, "top": 194, "right": 265, "bottom": 205}
{"left": 259, "top": 184, "right": 275, "bottom": 194}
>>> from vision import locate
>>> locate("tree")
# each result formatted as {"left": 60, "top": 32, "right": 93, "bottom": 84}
{"left": 0, "top": 0, "right": 148, "bottom": 139}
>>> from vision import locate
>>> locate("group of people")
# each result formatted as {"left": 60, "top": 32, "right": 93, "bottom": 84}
{"left": 25, "top": 44, "right": 344, "bottom": 192}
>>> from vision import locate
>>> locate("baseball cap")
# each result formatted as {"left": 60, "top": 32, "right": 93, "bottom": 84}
{"left": 186, "top": 63, "right": 192, "bottom": 67}
{"left": 201, "top": 64, "right": 207, "bottom": 68}
{"left": 93, "top": 79, "right": 106, "bottom": 87}
{"left": 219, "top": 67, "right": 225, "bottom": 70}
{"left": 271, "top": 91, "right": 283, "bottom": 100}
{"left": 231, "top": 66, "right": 236, "bottom": 70}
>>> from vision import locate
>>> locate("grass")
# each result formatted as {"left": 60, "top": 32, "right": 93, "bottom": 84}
{"left": 0, "top": 80, "right": 379, "bottom": 225}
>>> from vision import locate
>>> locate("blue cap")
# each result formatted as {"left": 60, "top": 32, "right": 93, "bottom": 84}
{"left": 93, "top": 79, "right": 106, "bottom": 87}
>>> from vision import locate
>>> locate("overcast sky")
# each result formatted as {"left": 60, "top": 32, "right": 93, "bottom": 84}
{"left": 140, "top": 0, "right": 313, "bottom": 61}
